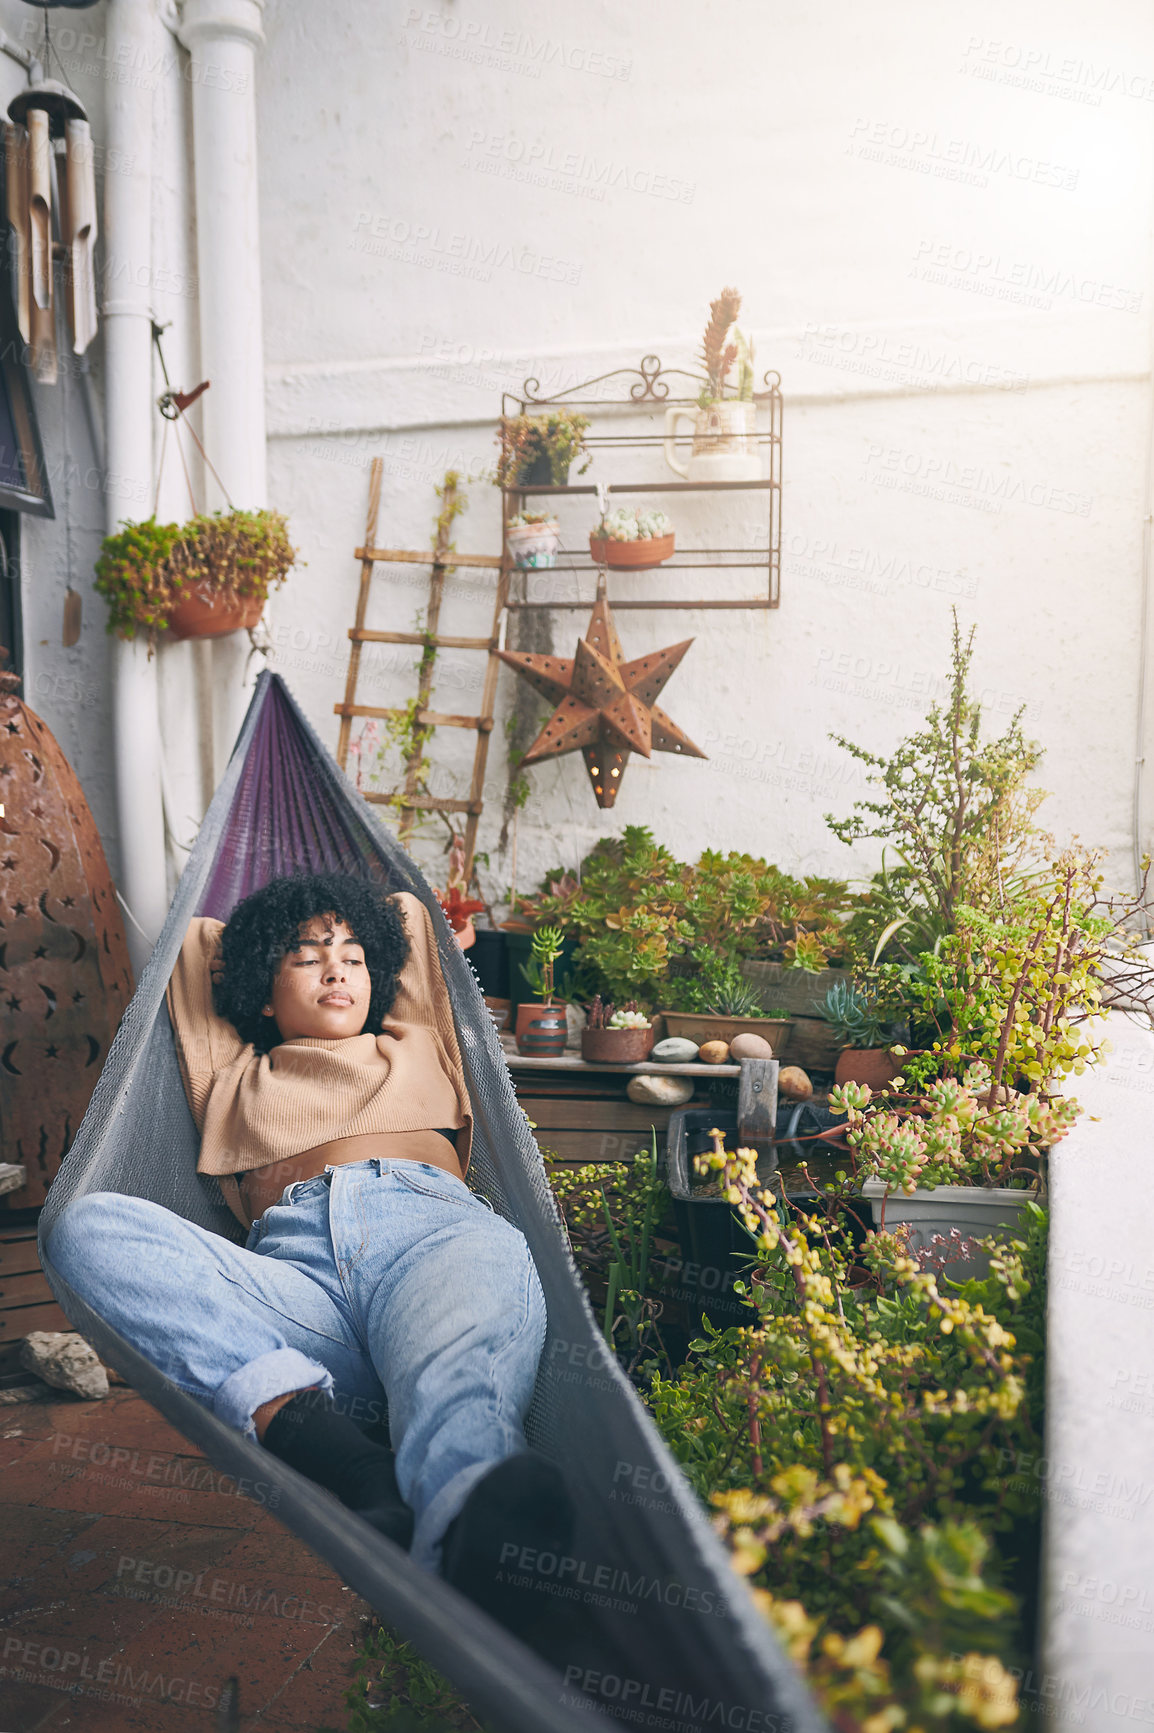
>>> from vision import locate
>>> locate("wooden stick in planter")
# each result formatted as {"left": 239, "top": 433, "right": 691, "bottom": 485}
{"left": 737, "top": 1057, "right": 778, "bottom": 1167}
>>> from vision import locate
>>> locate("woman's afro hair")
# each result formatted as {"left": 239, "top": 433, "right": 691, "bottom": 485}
{"left": 213, "top": 872, "right": 410, "bottom": 1053}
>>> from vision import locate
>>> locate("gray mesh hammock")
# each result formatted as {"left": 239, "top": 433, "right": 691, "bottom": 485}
{"left": 38, "top": 672, "right": 824, "bottom": 1733}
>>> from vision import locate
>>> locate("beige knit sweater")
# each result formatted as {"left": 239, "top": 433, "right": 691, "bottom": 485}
{"left": 165, "top": 891, "right": 473, "bottom": 1178}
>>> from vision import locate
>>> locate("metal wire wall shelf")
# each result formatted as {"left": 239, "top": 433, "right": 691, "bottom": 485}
{"left": 500, "top": 356, "right": 782, "bottom": 612}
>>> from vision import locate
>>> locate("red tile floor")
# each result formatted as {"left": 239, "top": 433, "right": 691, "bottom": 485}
{"left": 0, "top": 1384, "right": 366, "bottom": 1731}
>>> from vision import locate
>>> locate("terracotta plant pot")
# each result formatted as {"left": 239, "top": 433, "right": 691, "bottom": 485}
{"left": 483, "top": 996, "right": 511, "bottom": 1031}
{"left": 516, "top": 1003, "right": 567, "bottom": 1057}
{"left": 581, "top": 1025, "right": 655, "bottom": 1064}
{"left": 453, "top": 916, "right": 476, "bottom": 950}
{"left": 834, "top": 1047, "right": 905, "bottom": 1091}
{"left": 507, "top": 518, "right": 561, "bottom": 569}
{"left": 166, "top": 586, "right": 264, "bottom": 641}
{"left": 589, "top": 532, "right": 675, "bottom": 571}
{"left": 658, "top": 1011, "right": 793, "bottom": 1054}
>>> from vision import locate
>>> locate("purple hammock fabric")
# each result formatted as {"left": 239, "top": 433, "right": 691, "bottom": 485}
{"left": 37, "top": 672, "right": 824, "bottom": 1733}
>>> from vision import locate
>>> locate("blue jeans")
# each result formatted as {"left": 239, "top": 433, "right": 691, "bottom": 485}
{"left": 46, "top": 1159, "right": 547, "bottom": 1570}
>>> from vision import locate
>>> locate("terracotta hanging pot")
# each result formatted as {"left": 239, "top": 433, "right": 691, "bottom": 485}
{"left": 165, "top": 585, "right": 263, "bottom": 641}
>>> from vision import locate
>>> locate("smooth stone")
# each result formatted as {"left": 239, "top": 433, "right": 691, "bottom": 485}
{"left": 627, "top": 1074, "right": 694, "bottom": 1106}
{"left": 698, "top": 1040, "right": 730, "bottom": 1065}
{"left": 779, "top": 1065, "right": 814, "bottom": 1101}
{"left": 20, "top": 1331, "right": 109, "bottom": 1401}
{"left": 729, "top": 1032, "right": 776, "bottom": 1061}
{"left": 651, "top": 1037, "right": 699, "bottom": 1063}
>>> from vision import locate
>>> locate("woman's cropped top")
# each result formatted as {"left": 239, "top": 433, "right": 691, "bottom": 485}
{"left": 164, "top": 891, "right": 473, "bottom": 1178}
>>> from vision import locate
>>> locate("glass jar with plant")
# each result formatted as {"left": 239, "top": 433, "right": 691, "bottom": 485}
{"left": 496, "top": 410, "right": 591, "bottom": 489}
{"left": 94, "top": 507, "right": 297, "bottom": 652}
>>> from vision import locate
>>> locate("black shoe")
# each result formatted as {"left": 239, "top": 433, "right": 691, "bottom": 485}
{"left": 263, "top": 1390, "right": 414, "bottom": 1550}
{"left": 442, "top": 1451, "right": 573, "bottom": 1636}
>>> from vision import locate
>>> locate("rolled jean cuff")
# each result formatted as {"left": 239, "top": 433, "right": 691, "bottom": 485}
{"left": 213, "top": 1349, "right": 334, "bottom": 1439}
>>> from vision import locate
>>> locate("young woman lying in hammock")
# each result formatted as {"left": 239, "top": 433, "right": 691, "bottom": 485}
{"left": 48, "top": 872, "right": 571, "bottom": 1630}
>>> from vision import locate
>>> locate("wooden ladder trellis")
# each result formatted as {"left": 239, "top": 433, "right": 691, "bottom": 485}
{"left": 334, "top": 458, "right": 509, "bottom": 875}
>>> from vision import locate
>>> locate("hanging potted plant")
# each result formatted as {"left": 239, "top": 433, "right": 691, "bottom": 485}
{"left": 589, "top": 505, "right": 675, "bottom": 571}
{"left": 94, "top": 508, "right": 297, "bottom": 651}
{"left": 514, "top": 925, "right": 569, "bottom": 1056}
{"left": 581, "top": 996, "right": 655, "bottom": 1063}
{"left": 496, "top": 410, "right": 591, "bottom": 489}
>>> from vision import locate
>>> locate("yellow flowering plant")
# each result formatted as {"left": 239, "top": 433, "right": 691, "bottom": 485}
{"left": 646, "top": 1133, "right": 1048, "bottom": 1730}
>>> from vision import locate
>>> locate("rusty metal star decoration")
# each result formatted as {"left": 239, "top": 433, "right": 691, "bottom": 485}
{"left": 497, "top": 577, "right": 707, "bottom": 809}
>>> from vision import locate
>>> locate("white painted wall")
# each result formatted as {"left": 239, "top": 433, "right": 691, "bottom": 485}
{"left": 254, "top": 0, "right": 1154, "bottom": 911}
{"left": 11, "top": 0, "right": 1154, "bottom": 919}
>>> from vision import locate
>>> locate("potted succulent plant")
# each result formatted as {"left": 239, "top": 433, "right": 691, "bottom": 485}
{"left": 581, "top": 996, "right": 655, "bottom": 1063}
{"left": 496, "top": 411, "right": 591, "bottom": 489}
{"left": 659, "top": 959, "right": 792, "bottom": 1053}
{"left": 819, "top": 979, "right": 906, "bottom": 1090}
{"left": 94, "top": 508, "right": 296, "bottom": 651}
{"left": 506, "top": 510, "right": 561, "bottom": 569}
{"left": 589, "top": 505, "right": 675, "bottom": 570}
{"left": 514, "top": 925, "right": 568, "bottom": 1056}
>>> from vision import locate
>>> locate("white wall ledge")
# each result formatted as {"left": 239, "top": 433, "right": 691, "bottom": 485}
{"left": 1043, "top": 1011, "right": 1154, "bottom": 1730}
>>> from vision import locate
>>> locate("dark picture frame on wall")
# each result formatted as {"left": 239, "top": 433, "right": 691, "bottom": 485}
{"left": 0, "top": 273, "right": 54, "bottom": 519}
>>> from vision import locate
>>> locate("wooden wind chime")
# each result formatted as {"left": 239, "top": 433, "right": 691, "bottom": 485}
{"left": 3, "top": 70, "right": 98, "bottom": 384}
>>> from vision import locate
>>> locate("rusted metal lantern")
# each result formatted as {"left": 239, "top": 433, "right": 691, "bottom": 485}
{"left": 0, "top": 655, "right": 133, "bottom": 1206}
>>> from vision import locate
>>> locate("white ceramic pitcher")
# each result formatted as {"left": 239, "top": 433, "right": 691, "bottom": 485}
{"left": 663, "top": 400, "right": 762, "bottom": 482}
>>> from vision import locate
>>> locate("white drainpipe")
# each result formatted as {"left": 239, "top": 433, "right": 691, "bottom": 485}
{"left": 177, "top": 0, "right": 268, "bottom": 781}
{"left": 103, "top": 0, "right": 168, "bottom": 969}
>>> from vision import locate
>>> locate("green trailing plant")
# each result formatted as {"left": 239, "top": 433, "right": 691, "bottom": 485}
{"left": 94, "top": 507, "right": 296, "bottom": 649}
{"left": 646, "top": 1129, "right": 1048, "bottom": 1728}
{"left": 495, "top": 410, "right": 591, "bottom": 488}
{"left": 345, "top": 1617, "right": 485, "bottom": 1730}
{"left": 828, "top": 614, "right": 1046, "bottom": 966}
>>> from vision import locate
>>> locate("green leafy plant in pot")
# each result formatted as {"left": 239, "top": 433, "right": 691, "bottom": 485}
{"left": 496, "top": 411, "right": 591, "bottom": 489}
{"left": 581, "top": 995, "right": 654, "bottom": 1064}
{"left": 820, "top": 978, "right": 909, "bottom": 1091}
{"left": 515, "top": 925, "right": 568, "bottom": 1056}
{"left": 660, "top": 956, "right": 793, "bottom": 1052}
{"left": 95, "top": 508, "right": 297, "bottom": 652}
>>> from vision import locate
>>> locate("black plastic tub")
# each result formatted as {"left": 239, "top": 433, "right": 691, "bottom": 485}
{"left": 661, "top": 1103, "right": 869, "bottom": 1330}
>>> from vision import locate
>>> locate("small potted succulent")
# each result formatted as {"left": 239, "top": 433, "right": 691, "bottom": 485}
{"left": 496, "top": 411, "right": 591, "bottom": 489}
{"left": 819, "top": 979, "right": 906, "bottom": 1090}
{"left": 94, "top": 508, "right": 297, "bottom": 652}
{"left": 581, "top": 996, "right": 655, "bottom": 1064}
{"left": 506, "top": 510, "right": 562, "bottom": 569}
{"left": 514, "top": 925, "right": 568, "bottom": 1056}
{"left": 589, "top": 504, "right": 675, "bottom": 570}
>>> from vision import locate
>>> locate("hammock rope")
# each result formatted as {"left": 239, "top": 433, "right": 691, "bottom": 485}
{"left": 38, "top": 672, "right": 825, "bottom": 1733}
